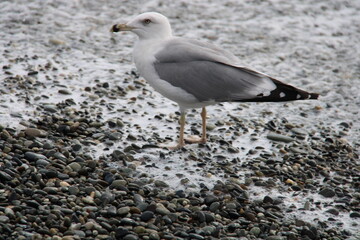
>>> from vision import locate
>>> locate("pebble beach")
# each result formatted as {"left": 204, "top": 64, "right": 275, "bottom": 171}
{"left": 0, "top": 0, "right": 359, "bottom": 239}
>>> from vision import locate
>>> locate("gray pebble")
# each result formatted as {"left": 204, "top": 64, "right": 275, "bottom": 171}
{"left": 350, "top": 212, "right": 360, "bottom": 218}
{"left": 25, "top": 152, "right": 47, "bottom": 161}
{"left": 291, "top": 128, "right": 308, "bottom": 135}
{"left": 156, "top": 203, "right": 171, "bottom": 215}
{"left": 319, "top": 188, "right": 336, "bottom": 198}
{"left": 123, "top": 234, "right": 139, "bottom": 240}
{"left": 118, "top": 206, "right": 130, "bottom": 216}
{"left": 111, "top": 179, "right": 127, "bottom": 189}
{"left": 326, "top": 208, "right": 339, "bottom": 216}
{"left": 0, "top": 215, "right": 9, "bottom": 223}
{"left": 202, "top": 225, "right": 216, "bottom": 235}
{"left": 68, "top": 162, "right": 82, "bottom": 172}
{"left": 154, "top": 180, "right": 169, "bottom": 188}
{"left": 140, "top": 211, "right": 154, "bottom": 222}
{"left": 68, "top": 186, "right": 80, "bottom": 195}
{"left": 36, "top": 159, "right": 50, "bottom": 167}
{"left": 58, "top": 89, "right": 71, "bottom": 95}
{"left": 188, "top": 233, "right": 205, "bottom": 240}
{"left": 250, "top": 227, "right": 261, "bottom": 236}
{"left": 0, "top": 171, "right": 12, "bottom": 181}
{"left": 25, "top": 128, "right": 47, "bottom": 138}
{"left": 209, "top": 201, "right": 220, "bottom": 212}
{"left": 267, "top": 132, "right": 294, "bottom": 143}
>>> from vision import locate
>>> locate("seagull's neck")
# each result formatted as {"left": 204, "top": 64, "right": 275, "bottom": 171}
{"left": 133, "top": 37, "right": 171, "bottom": 77}
{"left": 134, "top": 36, "right": 173, "bottom": 57}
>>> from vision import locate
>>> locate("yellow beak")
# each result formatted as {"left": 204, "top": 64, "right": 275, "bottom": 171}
{"left": 111, "top": 24, "right": 134, "bottom": 32}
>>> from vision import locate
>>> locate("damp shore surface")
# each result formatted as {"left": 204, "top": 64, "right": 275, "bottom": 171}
{"left": 0, "top": 1, "right": 359, "bottom": 239}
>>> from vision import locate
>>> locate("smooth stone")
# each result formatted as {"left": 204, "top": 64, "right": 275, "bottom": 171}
{"left": 0, "top": 171, "right": 12, "bottom": 181}
{"left": 0, "top": 215, "right": 9, "bottom": 223}
{"left": 72, "top": 144, "right": 82, "bottom": 151}
{"left": 289, "top": 147, "right": 307, "bottom": 154}
{"left": 263, "top": 196, "right": 274, "bottom": 204}
{"left": 209, "top": 202, "right": 220, "bottom": 212}
{"left": 291, "top": 128, "right": 308, "bottom": 135}
{"left": 267, "top": 133, "right": 294, "bottom": 143}
{"left": 206, "top": 123, "right": 216, "bottom": 131}
{"left": 134, "top": 194, "right": 144, "bottom": 205}
{"left": 319, "top": 188, "right": 336, "bottom": 198}
{"left": 301, "top": 227, "right": 317, "bottom": 240}
{"left": 84, "top": 186, "right": 96, "bottom": 195}
{"left": 84, "top": 222, "right": 95, "bottom": 230}
{"left": 74, "top": 230, "right": 86, "bottom": 237}
{"left": 25, "top": 152, "right": 47, "bottom": 161}
{"left": 60, "top": 208, "right": 74, "bottom": 215}
{"left": 138, "top": 203, "right": 149, "bottom": 212}
{"left": 100, "top": 192, "right": 115, "bottom": 204}
{"left": 162, "top": 215, "right": 172, "bottom": 224}
{"left": 304, "top": 201, "right": 311, "bottom": 210}
{"left": 155, "top": 203, "right": 171, "bottom": 215}
{"left": 58, "top": 89, "right": 71, "bottom": 95}
{"left": 266, "top": 236, "right": 287, "bottom": 240}
{"left": 43, "top": 187, "right": 58, "bottom": 194}
{"left": 326, "top": 208, "right": 339, "bottom": 216}
{"left": 202, "top": 226, "right": 216, "bottom": 235}
{"left": 196, "top": 211, "right": 206, "bottom": 223}
{"left": 205, "top": 213, "right": 215, "bottom": 223}
{"left": 108, "top": 132, "right": 121, "bottom": 140}
{"left": 82, "top": 196, "right": 95, "bottom": 204}
{"left": 115, "top": 227, "right": 129, "bottom": 238}
{"left": 36, "top": 159, "right": 50, "bottom": 167}
{"left": 62, "top": 236, "right": 75, "bottom": 240}
{"left": 123, "top": 234, "right": 139, "bottom": 240}
{"left": 188, "top": 233, "right": 204, "bottom": 240}
{"left": 68, "top": 162, "right": 82, "bottom": 172}
{"left": 83, "top": 206, "right": 98, "bottom": 212}
{"left": 43, "top": 104, "right": 58, "bottom": 113}
{"left": 154, "top": 180, "right": 169, "bottom": 188}
{"left": 44, "top": 170, "right": 58, "bottom": 178}
{"left": 134, "top": 226, "right": 146, "bottom": 234}
{"left": 26, "top": 200, "right": 40, "bottom": 208}
{"left": 118, "top": 206, "right": 130, "bottom": 215}
{"left": 111, "top": 179, "right": 127, "bottom": 188}
{"left": 250, "top": 227, "right": 261, "bottom": 237}
{"left": 25, "top": 128, "right": 47, "bottom": 137}
{"left": 140, "top": 211, "right": 154, "bottom": 222}
{"left": 120, "top": 218, "right": 137, "bottom": 226}
{"left": 149, "top": 232, "right": 160, "bottom": 240}
{"left": 53, "top": 152, "right": 67, "bottom": 161}
{"left": 204, "top": 195, "right": 218, "bottom": 205}
{"left": 5, "top": 207, "right": 15, "bottom": 218}
{"left": 68, "top": 186, "right": 80, "bottom": 195}
{"left": 350, "top": 212, "right": 360, "bottom": 218}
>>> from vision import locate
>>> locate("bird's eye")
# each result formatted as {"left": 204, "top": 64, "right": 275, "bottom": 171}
{"left": 143, "top": 19, "right": 152, "bottom": 25}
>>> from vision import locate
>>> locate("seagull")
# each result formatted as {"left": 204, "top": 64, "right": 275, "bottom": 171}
{"left": 111, "top": 12, "right": 319, "bottom": 149}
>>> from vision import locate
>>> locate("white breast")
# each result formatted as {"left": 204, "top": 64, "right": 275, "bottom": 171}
{"left": 133, "top": 39, "right": 206, "bottom": 111}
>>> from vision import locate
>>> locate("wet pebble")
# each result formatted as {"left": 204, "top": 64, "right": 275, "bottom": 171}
{"left": 25, "top": 128, "right": 47, "bottom": 137}
{"left": 140, "top": 211, "right": 154, "bottom": 221}
{"left": 24, "top": 152, "right": 47, "bottom": 161}
{"left": 319, "top": 188, "right": 336, "bottom": 198}
{"left": 267, "top": 132, "right": 294, "bottom": 143}
{"left": 350, "top": 212, "right": 360, "bottom": 218}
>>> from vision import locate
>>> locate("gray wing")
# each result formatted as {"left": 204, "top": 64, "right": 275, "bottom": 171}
{"left": 154, "top": 38, "right": 277, "bottom": 102}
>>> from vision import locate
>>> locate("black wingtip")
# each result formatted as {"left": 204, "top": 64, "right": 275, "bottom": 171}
{"left": 236, "top": 78, "right": 320, "bottom": 103}
{"left": 309, "top": 92, "right": 319, "bottom": 99}
{"left": 111, "top": 24, "right": 120, "bottom": 32}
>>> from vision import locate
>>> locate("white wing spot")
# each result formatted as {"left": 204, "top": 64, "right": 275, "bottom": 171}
{"left": 280, "top": 92, "right": 286, "bottom": 98}
{"left": 296, "top": 94, "right": 301, "bottom": 99}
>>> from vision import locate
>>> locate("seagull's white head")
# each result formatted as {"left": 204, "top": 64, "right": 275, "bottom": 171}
{"left": 112, "top": 12, "right": 172, "bottom": 40}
